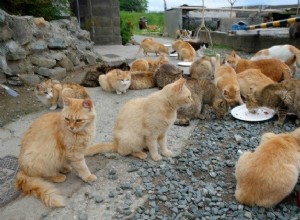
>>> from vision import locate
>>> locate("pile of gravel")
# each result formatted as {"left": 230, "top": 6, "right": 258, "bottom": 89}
{"left": 114, "top": 108, "right": 300, "bottom": 219}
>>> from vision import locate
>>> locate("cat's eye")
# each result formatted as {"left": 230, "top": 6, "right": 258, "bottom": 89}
{"left": 44, "top": 92, "right": 48, "bottom": 94}
{"left": 76, "top": 119, "right": 82, "bottom": 122}
{"left": 65, "top": 117, "right": 70, "bottom": 121}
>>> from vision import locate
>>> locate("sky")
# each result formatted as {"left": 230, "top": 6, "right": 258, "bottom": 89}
{"left": 147, "top": 0, "right": 297, "bottom": 12}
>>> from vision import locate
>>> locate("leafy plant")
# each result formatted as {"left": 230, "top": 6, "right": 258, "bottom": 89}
{"left": 120, "top": 11, "right": 164, "bottom": 35}
{"left": 0, "top": 0, "right": 71, "bottom": 21}
{"left": 119, "top": 0, "right": 148, "bottom": 12}
{"left": 120, "top": 19, "right": 134, "bottom": 45}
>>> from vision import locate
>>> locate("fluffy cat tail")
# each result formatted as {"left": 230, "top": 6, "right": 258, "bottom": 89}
{"left": 98, "top": 75, "right": 111, "bottom": 91}
{"left": 85, "top": 142, "right": 116, "bottom": 156}
{"left": 16, "top": 170, "right": 65, "bottom": 208}
{"left": 290, "top": 45, "right": 300, "bottom": 68}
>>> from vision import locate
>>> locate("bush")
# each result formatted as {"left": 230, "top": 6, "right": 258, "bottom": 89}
{"left": 120, "top": 11, "right": 164, "bottom": 35}
{"left": 0, "top": 0, "right": 71, "bottom": 21}
{"left": 120, "top": 19, "right": 134, "bottom": 45}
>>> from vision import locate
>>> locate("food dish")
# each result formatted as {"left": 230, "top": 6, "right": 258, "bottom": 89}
{"left": 177, "top": 62, "right": 192, "bottom": 67}
{"left": 163, "top": 44, "right": 172, "bottom": 47}
{"left": 169, "top": 53, "right": 178, "bottom": 57}
{"left": 231, "top": 104, "right": 275, "bottom": 122}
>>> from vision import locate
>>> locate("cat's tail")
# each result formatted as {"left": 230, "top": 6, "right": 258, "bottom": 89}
{"left": 85, "top": 142, "right": 116, "bottom": 156}
{"left": 290, "top": 45, "right": 300, "bottom": 68}
{"left": 135, "top": 45, "right": 143, "bottom": 57}
{"left": 98, "top": 75, "right": 111, "bottom": 92}
{"left": 15, "top": 170, "right": 65, "bottom": 208}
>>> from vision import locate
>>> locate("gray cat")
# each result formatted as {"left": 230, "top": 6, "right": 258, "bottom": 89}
{"left": 175, "top": 77, "right": 228, "bottom": 126}
{"left": 154, "top": 63, "right": 183, "bottom": 89}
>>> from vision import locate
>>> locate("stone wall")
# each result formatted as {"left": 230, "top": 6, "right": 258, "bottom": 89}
{"left": 77, "top": 0, "right": 122, "bottom": 45}
{"left": 0, "top": 9, "right": 101, "bottom": 86}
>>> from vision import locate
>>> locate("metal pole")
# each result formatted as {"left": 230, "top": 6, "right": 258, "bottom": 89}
{"left": 76, "top": 0, "right": 80, "bottom": 27}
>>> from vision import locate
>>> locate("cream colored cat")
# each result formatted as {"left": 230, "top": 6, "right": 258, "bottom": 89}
{"left": 130, "top": 54, "right": 169, "bottom": 72}
{"left": 35, "top": 79, "right": 90, "bottom": 110}
{"left": 189, "top": 54, "right": 221, "bottom": 80}
{"left": 85, "top": 78, "right": 192, "bottom": 161}
{"left": 225, "top": 51, "right": 292, "bottom": 82}
{"left": 16, "top": 97, "right": 97, "bottom": 208}
{"left": 136, "top": 38, "right": 169, "bottom": 56}
{"left": 235, "top": 128, "right": 300, "bottom": 208}
{"left": 214, "top": 64, "right": 243, "bottom": 106}
{"left": 172, "top": 40, "right": 196, "bottom": 62}
{"left": 98, "top": 69, "right": 131, "bottom": 94}
{"left": 237, "top": 68, "right": 274, "bottom": 98}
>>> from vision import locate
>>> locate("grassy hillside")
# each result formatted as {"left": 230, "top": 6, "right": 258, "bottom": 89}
{"left": 120, "top": 11, "right": 164, "bottom": 35}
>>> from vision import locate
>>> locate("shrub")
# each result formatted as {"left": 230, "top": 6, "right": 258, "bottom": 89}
{"left": 120, "top": 19, "right": 134, "bottom": 45}
{"left": 0, "top": 0, "right": 71, "bottom": 21}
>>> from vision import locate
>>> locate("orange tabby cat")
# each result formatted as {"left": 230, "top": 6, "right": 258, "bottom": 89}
{"left": 237, "top": 68, "right": 274, "bottom": 98}
{"left": 130, "top": 54, "right": 169, "bottom": 71}
{"left": 129, "top": 71, "right": 155, "bottom": 90}
{"left": 35, "top": 79, "right": 90, "bottom": 110}
{"left": 225, "top": 51, "right": 292, "bottom": 82}
{"left": 98, "top": 69, "right": 131, "bottom": 94}
{"left": 214, "top": 64, "right": 243, "bottom": 106}
{"left": 85, "top": 78, "right": 192, "bottom": 161}
{"left": 16, "top": 97, "right": 97, "bottom": 208}
{"left": 251, "top": 44, "right": 300, "bottom": 76}
{"left": 136, "top": 38, "right": 169, "bottom": 56}
{"left": 172, "top": 40, "right": 196, "bottom": 62}
{"left": 235, "top": 127, "right": 300, "bottom": 208}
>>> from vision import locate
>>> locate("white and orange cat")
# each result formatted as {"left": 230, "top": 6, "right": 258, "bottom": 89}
{"left": 16, "top": 97, "right": 97, "bottom": 208}
{"left": 130, "top": 54, "right": 169, "bottom": 72}
{"left": 172, "top": 40, "right": 196, "bottom": 62}
{"left": 35, "top": 79, "right": 90, "bottom": 110}
{"left": 214, "top": 64, "right": 243, "bottom": 106}
{"left": 85, "top": 78, "right": 192, "bottom": 161}
{"left": 98, "top": 69, "right": 131, "bottom": 94}
{"left": 251, "top": 44, "right": 300, "bottom": 76}
{"left": 225, "top": 51, "right": 292, "bottom": 82}
{"left": 235, "top": 128, "right": 300, "bottom": 208}
{"left": 136, "top": 38, "right": 169, "bottom": 56}
{"left": 237, "top": 68, "right": 274, "bottom": 98}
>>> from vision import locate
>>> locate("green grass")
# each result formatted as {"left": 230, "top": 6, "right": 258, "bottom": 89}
{"left": 120, "top": 11, "right": 164, "bottom": 35}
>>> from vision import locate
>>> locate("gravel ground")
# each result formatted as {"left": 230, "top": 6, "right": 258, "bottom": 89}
{"left": 115, "top": 109, "right": 300, "bottom": 220}
{"left": 2, "top": 35, "right": 300, "bottom": 219}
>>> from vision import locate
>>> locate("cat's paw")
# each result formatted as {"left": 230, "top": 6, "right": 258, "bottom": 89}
{"left": 198, "top": 114, "right": 206, "bottom": 120}
{"left": 274, "top": 121, "right": 284, "bottom": 127}
{"left": 49, "top": 105, "right": 58, "bottom": 110}
{"left": 116, "top": 91, "right": 122, "bottom": 95}
{"left": 60, "top": 165, "right": 72, "bottom": 174}
{"left": 83, "top": 174, "right": 97, "bottom": 183}
{"left": 50, "top": 174, "right": 66, "bottom": 183}
{"left": 161, "top": 149, "right": 174, "bottom": 157}
{"left": 151, "top": 154, "right": 162, "bottom": 161}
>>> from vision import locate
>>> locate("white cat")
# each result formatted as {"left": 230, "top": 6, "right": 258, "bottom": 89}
{"left": 251, "top": 44, "right": 300, "bottom": 76}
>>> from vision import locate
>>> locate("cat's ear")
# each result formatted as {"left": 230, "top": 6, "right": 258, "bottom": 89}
{"left": 83, "top": 99, "right": 93, "bottom": 110}
{"left": 63, "top": 96, "right": 71, "bottom": 107}
{"left": 36, "top": 84, "right": 42, "bottom": 91}
{"left": 223, "top": 89, "right": 229, "bottom": 96}
{"left": 231, "top": 50, "right": 236, "bottom": 57}
{"left": 173, "top": 78, "right": 186, "bottom": 92}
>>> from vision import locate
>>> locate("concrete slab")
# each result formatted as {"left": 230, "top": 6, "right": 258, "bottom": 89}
{"left": 0, "top": 35, "right": 200, "bottom": 219}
